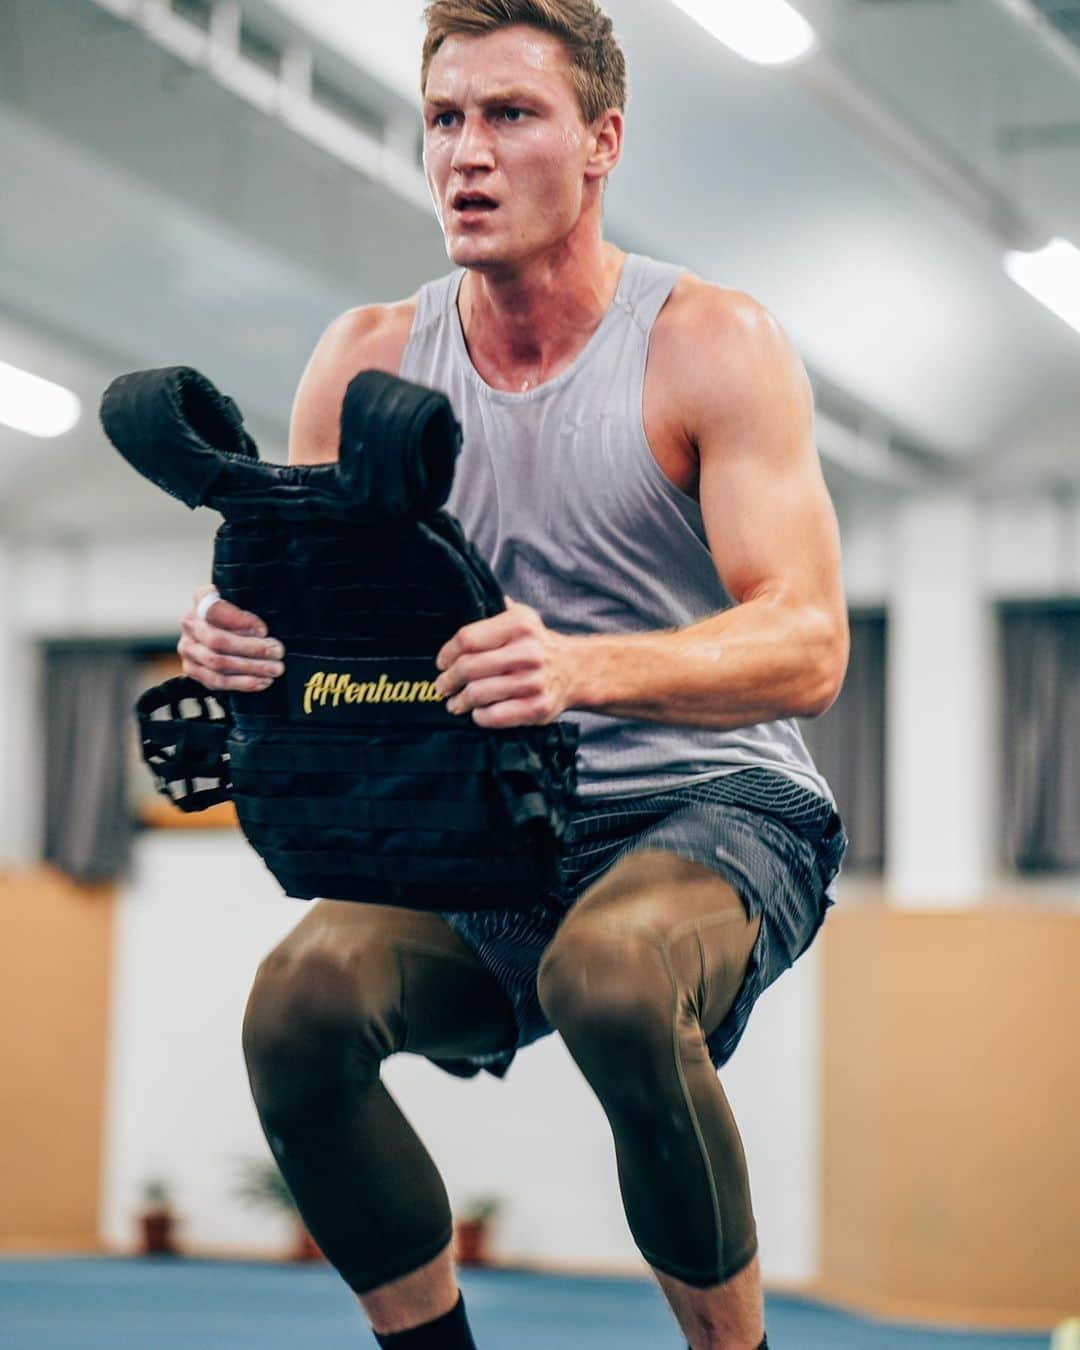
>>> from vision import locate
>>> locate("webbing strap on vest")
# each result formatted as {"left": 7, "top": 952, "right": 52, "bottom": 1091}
{"left": 103, "top": 366, "right": 578, "bottom": 911}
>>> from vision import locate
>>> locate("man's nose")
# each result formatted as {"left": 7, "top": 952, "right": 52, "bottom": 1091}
{"left": 451, "top": 113, "right": 496, "bottom": 173}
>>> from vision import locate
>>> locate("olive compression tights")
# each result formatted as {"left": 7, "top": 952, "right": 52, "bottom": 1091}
{"left": 242, "top": 850, "right": 763, "bottom": 1295}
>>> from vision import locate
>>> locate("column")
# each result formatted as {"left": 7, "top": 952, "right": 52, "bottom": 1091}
{"left": 885, "top": 492, "right": 995, "bottom": 905}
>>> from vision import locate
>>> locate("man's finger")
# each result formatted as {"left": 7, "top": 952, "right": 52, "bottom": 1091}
{"left": 187, "top": 647, "right": 284, "bottom": 680}
{"left": 447, "top": 675, "right": 529, "bottom": 713}
{"left": 435, "top": 643, "right": 536, "bottom": 697}
{"left": 205, "top": 597, "right": 268, "bottom": 636}
{"left": 180, "top": 619, "right": 284, "bottom": 661}
{"left": 182, "top": 659, "right": 274, "bottom": 693}
{"left": 436, "top": 610, "right": 520, "bottom": 670}
{"left": 194, "top": 592, "right": 268, "bottom": 637}
{"left": 470, "top": 697, "right": 544, "bottom": 729}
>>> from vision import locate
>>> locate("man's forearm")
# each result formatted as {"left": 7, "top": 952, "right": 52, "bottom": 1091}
{"left": 565, "top": 597, "right": 843, "bottom": 731}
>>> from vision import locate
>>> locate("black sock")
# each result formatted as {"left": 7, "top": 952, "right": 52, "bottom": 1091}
{"left": 373, "top": 1293, "right": 477, "bottom": 1349}
{"left": 686, "top": 1339, "right": 767, "bottom": 1349}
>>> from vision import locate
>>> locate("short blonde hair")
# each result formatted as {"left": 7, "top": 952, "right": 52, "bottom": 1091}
{"left": 421, "top": 0, "right": 627, "bottom": 125}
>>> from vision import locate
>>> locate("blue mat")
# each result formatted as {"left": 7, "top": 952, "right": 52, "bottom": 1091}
{"left": 0, "top": 1258, "right": 1051, "bottom": 1348}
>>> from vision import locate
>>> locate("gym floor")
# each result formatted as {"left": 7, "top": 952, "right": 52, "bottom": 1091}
{"left": 0, "top": 1258, "right": 1051, "bottom": 1348}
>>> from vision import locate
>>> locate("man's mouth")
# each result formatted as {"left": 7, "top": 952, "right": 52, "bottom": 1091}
{"left": 452, "top": 192, "right": 498, "bottom": 214}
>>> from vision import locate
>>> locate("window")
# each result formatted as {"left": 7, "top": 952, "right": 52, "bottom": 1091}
{"left": 999, "top": 602, "right": 1080, "bottom": 872}
{"left": 800, "top": 610, "right": 887, "bottom": 872}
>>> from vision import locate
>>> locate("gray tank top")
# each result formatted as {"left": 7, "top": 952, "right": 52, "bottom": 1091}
{"left": 400, "top": 252, "right": 834, "bottom": 804}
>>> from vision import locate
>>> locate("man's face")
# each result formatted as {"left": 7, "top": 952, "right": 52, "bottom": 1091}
{"left": 422, "top": 26, "right": 597, "bottom": 271}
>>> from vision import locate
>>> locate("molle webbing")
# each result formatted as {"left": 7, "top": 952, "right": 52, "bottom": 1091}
{"left": 106, "top": 366, "right": 578, "bottom": 911}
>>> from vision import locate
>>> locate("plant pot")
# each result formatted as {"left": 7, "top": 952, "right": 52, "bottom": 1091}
{"left": 139, "top": 1209, "right": 178, "bottom": 1256}
{"left": 291, "top": 1223, "right": 324, "bottom": 1263}
{"left": 454, "top": 1219, "right": 490, "bottom": 1268}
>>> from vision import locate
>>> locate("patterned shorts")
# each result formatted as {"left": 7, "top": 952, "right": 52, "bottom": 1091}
{"left": 442, "top": 767, "right": 848, "bottom": 1075}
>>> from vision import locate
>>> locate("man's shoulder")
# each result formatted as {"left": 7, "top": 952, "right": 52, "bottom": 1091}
{"left": 653, "top": 273, "right": 804, "bottom": 403}
{"left": 289, "top": 296, "right": 421, "bottom": 463}
{"left": 655, "top": 272, "right": 779, "bottom": 357}
{"left": 320, "top": 296, "right": 420, "bottom": 377}
{"left": 645, "top": 272, "right": 809, "bottom": 454}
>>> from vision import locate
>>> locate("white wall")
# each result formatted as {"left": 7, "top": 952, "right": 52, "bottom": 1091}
{"left": 100, "top": 831, "right": 300, "bottom": 1254}
{"left": 838, "top": 485, "right": 1080, "bottom": 604}
{"left": 14, "top": 531, "right": 215, "bottom": 638}
{"left": 981, "top": 490, "right": 1080, "bottom": 596}
{"left": 0, "top": 543, "right": 39, "bottom": 864}
{"left": 888, "top": 494, "right": 997, "bottom": 903}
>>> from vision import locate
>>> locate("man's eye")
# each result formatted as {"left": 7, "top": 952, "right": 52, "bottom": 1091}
{"left": 432, "top": 111, "right": 457, "bottom": 128}
{"left": 501, "top": 107, "right": 526, "bottom": 123}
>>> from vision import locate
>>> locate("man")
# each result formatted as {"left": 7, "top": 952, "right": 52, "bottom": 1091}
{"left": 178, "top": 3, "right": 849, "bottom": 1346}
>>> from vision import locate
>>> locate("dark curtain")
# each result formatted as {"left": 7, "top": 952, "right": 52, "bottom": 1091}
{"left": 801, "top": 612, "right": 886, "bottom": 871}
{"left": 1001, "top": 606, "right": 1080, "bottom": 872}
{"left": 43, "top": 646, "right": 135, "bottom": 883}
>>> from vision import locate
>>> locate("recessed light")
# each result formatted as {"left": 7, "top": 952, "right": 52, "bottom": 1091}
{"left": 1004, "top": 237, "right": 1080, "bottom": 338}
{"left": 669, "top": 0, "right": 817, "bottom": 67}
{"left": 0, "top": 360, "right": 82, "bottom": 438}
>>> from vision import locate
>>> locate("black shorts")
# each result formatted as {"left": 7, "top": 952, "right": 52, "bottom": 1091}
{"left": 442, "top": 766, "right": 848, "bottom": 1075}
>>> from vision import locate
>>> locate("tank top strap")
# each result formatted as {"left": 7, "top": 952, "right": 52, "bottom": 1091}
{"left": 618, "top": 253, "right": 686, "bottom": 335}
{"left": 412, "top": 269, "right": 464, "bottom": 334}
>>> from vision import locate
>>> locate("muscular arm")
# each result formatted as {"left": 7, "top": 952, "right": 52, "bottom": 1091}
{"left": 565, "top": 285, "right": 849, "bottom": 727}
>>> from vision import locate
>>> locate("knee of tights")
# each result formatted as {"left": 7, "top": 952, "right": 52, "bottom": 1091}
{"left": 242, "top": 942, "right": 402, "bottom": 1117}
{"left": 538, "top": 924, "right": 677, "bottom": 1087}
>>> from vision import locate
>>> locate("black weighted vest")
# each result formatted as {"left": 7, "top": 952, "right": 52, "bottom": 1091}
{"left": 101, "top": 366, "right": 578, "bottom": 911}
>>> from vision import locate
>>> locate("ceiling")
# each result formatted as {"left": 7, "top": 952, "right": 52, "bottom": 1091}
{"left": 0, "top": 0, "right": 1078, "bottom": 538}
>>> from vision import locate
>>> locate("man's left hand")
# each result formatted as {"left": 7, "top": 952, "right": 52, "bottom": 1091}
{"left": 434, "top": 598, "right": 575, "bottom": 728}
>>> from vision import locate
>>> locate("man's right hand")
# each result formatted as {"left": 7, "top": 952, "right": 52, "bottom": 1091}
{"left": 178, "top": 584, "right": 286, "bottom": 692}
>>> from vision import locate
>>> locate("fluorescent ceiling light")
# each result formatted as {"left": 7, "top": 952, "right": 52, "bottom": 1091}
{"left": 1004, "top": 237, "right": 1080, "bottom": 337}
{"left": 669, "top": 0, "right": 817, "bottom": 67}
{"left": 0, "top": 360, "right": 82, "bottom": 438}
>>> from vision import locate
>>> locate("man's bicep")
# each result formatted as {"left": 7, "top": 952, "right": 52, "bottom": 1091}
{"left": 696, "top": 317, "right": 843, "bottom": 617}
{"left": 288, "top": 303, "right": 412, "bottom": 465}
{"left": 700, "top": 430, "right": 843, "bottom": 615}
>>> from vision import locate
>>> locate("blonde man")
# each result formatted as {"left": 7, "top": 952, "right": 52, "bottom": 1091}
{"left": 180, "top": 2, "right": 850, "bottom": 1346}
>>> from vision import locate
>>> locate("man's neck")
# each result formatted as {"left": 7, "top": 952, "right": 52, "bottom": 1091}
{"left": 458, "top": 235, "right": 625, "bottom": 393}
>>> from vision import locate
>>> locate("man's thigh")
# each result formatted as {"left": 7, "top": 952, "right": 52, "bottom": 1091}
{"left": 558, "top": 848, "right": 763, "bottom": 1037}
{"left": 266, "top": 897, "right": 519, "bottom": 1062}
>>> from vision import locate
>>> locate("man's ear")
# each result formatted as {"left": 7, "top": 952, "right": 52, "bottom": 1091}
{"left": 585, "top": 109, "right": 624, "bottom": 183}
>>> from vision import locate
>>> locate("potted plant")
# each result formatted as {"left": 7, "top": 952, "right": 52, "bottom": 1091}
{"left": 454, "top": 1196, "right": 501, "bottom": 1268}
{"left": 234, "top": 1157, "right": 323, "bottom": 1263}
{"left": 138, "top": 1178, "right": 179, "bottom": 1256}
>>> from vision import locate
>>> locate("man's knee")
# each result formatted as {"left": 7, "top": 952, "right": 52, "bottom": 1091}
{"left": 242, "top": 932, "right": 403, "bottom": 1115}
{"left": 538, "top": 919, "right": 673, "bottom": 1074}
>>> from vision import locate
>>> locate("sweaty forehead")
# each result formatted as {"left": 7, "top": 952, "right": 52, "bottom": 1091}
{"left": 424, "top": 26, "right": 576, "bottom": 106}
